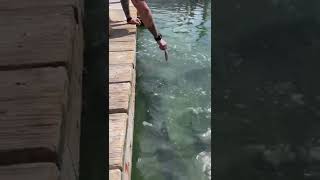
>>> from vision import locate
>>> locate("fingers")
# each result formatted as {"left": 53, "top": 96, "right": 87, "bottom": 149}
{"left": 135, "top": 18, "right": 142, "bottom": 25}
{"left": 159, "top": 44, "right": 167, "bottom": 50}
{"left": 127, "top": 18, "right": 142, "bottom": 25}
{"left": 163, "top": 45, "right": 167, "bottom": 50}
{"left": 135, "top": 18, "right": 141, "bottom": 25}
{"left": 157, "top": 40, "right": 167, "bottom": 50}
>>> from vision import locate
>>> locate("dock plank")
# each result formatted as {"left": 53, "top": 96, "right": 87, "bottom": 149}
{"left": 0, "top": 67, "right": 68, "bottom": 163}
{"left": 109, "top": 1, "right": 137, "bottom": 180}
{"left": 0, "top": 7, "right": 75, "bottom": 68}
{"left": 0, "top": 163, "right": 59, "bottom": 180}
{"left": 109, "top": 64, "right": 133, "bottom": 83}
{"left": 62, "top": 15, "right": 83, "bottom": 179}
{"left": 109, "top": 21, "right": 136, "bottom": 42}
{"left": 122, "top": 67, "right": 136, "bottom": 180}
{"left": 110, "top": 21, "right": 137, "bottom": 31}
{"left": 109, "top": 169, "right": 121, "bottom": 180}
{"left": 109, "top": 51, "right": 135, "bottom": 65}
{"left": 60, "top": 147, "right": 77, "bottom": 180}
{"left": 109, "top": 113, "right": 128, "bottom": 169}
{"left": 109, "top": 41, "right": 136, "bottom": 52}
{"left": 109, "top": 83, "right": 131, "bottom": 114}
{"left": 109, "top": 1, "right": 135, "bottom": 11}
{"left": 0, "top": 0, "right": 78, "bottom": 9}
{"left": 109, "top": 31, "right": 136, "bottom": 42}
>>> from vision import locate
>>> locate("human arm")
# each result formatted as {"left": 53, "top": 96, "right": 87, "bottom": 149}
{"left": 120, "top": 0, "right": 141, "bottom": 25}
{"left": 131, "top": 0, "right": 167, "bottom": 50}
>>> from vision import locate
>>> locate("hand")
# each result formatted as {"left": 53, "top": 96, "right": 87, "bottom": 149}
{"left": 127, "top": 17, "right": 141, "bottom": 25}
{"left": 157, "top": 39, "right": 167, "bottom": 50}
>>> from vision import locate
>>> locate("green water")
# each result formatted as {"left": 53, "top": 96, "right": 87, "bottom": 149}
{"left": 132, "top": 0, "right": 211, "bottom": 180}
{"left": 214, "top": 0, "right": 320, "bottom": 179}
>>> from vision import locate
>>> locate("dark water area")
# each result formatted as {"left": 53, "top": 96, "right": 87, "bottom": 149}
{"left": 132, "top": 0, "right": 211, "bottom": 180}
{"left": 214, "top": 0, "right": 320, "bottom": 179}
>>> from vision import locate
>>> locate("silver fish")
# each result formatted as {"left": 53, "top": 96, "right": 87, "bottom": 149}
{"left": 164, "top": 50, "right": 168, "bottom": 62}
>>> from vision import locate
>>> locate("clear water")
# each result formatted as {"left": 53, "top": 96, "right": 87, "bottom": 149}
{"left": 132, "top": 0, "right": 211, "bottom": 180}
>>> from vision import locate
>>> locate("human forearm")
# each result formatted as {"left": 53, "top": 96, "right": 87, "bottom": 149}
{"left": 132, "top": 0, "right": 159, "bottom": 38}
{"left": 131, "top": 0, "right": 167, "bottom": 50}
{"left": 139, "top": 8, "right": 159, "bottom": 38}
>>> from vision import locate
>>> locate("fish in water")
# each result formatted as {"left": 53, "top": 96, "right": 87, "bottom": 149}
{"left": 164, "top": 50, "right": 168, "bottom": 62}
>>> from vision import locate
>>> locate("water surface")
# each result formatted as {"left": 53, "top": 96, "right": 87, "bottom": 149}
{"left": 214, "top": 0, "right": 320, "bottom": 179}
{"left": 132, "top": 0, "right": 211, "bottom": 180}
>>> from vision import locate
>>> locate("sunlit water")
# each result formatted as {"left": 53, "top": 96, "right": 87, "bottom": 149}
{"left": 132, "top": 0, "right": 211, "bottom": 180}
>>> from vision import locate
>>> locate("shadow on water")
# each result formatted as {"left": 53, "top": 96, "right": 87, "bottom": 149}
{"left": 214, "top": 0, "right": 320, "bottom": 179}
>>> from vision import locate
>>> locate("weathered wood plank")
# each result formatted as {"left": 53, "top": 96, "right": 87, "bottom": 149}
{"left": 0, "top": 163, "right": 59, "bottom": 180}
{"left": 110, "top": 21, "right": 137, "bottom": 30}
{"left": 61, "top": 16, "right": 83, "bottom": 180}
{"left": 109, "top": 113, "right": 128, "bottom": 169}
{"left": 109, "top": 51, "right": 136, "bottom": 65}
{"left": 109, "top": 83, "right": 131, "bottom": 114}
{"left": 109, "top": 2, "right": 137, "bottom": 180}
{"left": 109, "top": 64, "right": 133, "bottom": 83}
{"left": 110, "top": 31, "right": 136, "bottom": 42}
{"left": 109, "top": 7, "right": 136, "bottom": 21}
{"left": 109, "top": 19, "right": 136, "bottom": 42}
{"left": 0, "top": 7, "right": 75, "bottom": 68}
{"left": 109, "top": 0, "right": 120, "bottom": 3}
{"left": 109, "top": 169, "right": 121, "bottom": 180}
{"left": 121, "top": 61, "right": 136, "bottom": 180}
{"left": 109, "top": 1, "right": 135, "bottom": 11}
{"left": 109, "top": 7, "right": 125, "bottom": 21}
{"left": 109, "top": 41, "right": 136, "bottom": 52}
{"left": 0, "top": 67, "right": 68, "bottom": 163}
{"left": 0, "top": 0, "right": 78, "bottom": 9}
{"left": 60, "top": 147, "right": 77, "bottom": 180}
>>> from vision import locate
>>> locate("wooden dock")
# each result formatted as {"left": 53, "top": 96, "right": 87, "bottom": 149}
{"left": 0, "top": 1, "right": 84, "bottom": 179}
{"left": 109, "top": 1, "right": 137, "bottom": 180}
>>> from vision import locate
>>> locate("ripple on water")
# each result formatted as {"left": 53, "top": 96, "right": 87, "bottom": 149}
{"left": 133, "top": 1, "right": 211, "bottom": 180}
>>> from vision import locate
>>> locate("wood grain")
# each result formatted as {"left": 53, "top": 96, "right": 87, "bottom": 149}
{"left": 108, "top": 2, "right": 137, "bottom": 180}
{"left": 109, "top": 83, "right": 131, "bottom": 114}
{"left": 0, "top": 163, "right": 59, "bottom": 180}
{"left": 109, "top": 41, "right": 136, "bottom": 52}
{"left": 0, "top": 67, "right": 68, "bottom": 155}
{"left": 0, "top": 1, "right": 84, "bottom": 179}
{"left": 109, "top": 64, "right": 133, "bottom": 83}
{"left": 109, "top": 113, "right": 128, "bottom": 169}
{"left": 109, "top": 51, "right": 136, "bottom": 65}
{"left": 109, "top": 169, "right": 121, "bottom": 180}
{"left": 122, "top": 59, "right": 136, "bottom": 180}
{"left": 0, "top": 0, "right": 78, "bottom": 9}
{"left": 61, "top": 14, "right": 83, "bottom": 179}
{"left": 0, "top": 7, "right": 75, "bottom": 68}
{"left": 109, "top": 32, "right": 136, "bottom": 43}
{"left": 109, "top": 2, "right": 135, "bottom": 11}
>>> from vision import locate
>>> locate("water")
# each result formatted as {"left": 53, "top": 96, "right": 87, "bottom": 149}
{"left": 214, "top": 0, "right": 320, "bottom": 179}
{"left": 132, "top": 0, "right": 211, "bottom": 180}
